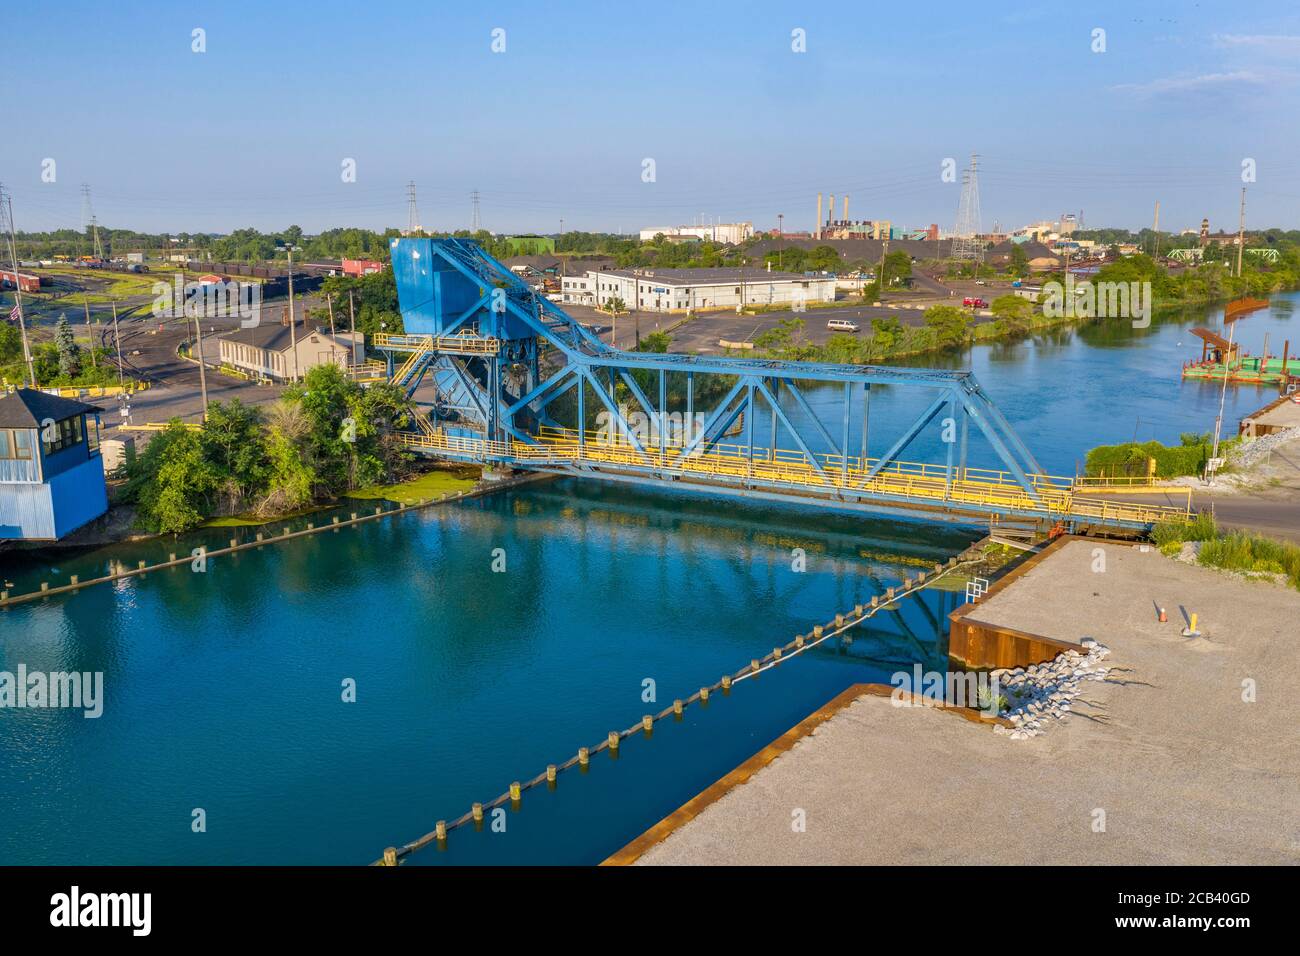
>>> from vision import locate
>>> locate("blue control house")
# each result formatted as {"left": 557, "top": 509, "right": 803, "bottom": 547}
{"left": 0, "top": 389, "right": 108, "bottom": 540}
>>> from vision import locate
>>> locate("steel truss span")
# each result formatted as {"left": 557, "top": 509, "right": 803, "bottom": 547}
{"left": 371, "top": 238, "right": 1187, "bottom": 533}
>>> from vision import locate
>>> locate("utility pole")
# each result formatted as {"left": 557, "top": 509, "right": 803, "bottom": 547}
{"left": 348, "top": 289, "right": 358, "bottom": 366}
{"left": 2, "top": 188, "right": 36, "bottom": 387}
{"left": 83, "top": 294, "right": 97, "bottom": 368}
{"left": 190, "top": 278, "right": 210, "bottom": 422}
{"left": 877, "top": 236, "right": 890, "bottom": 302}
{"left": 110, "top": 299, "right": 124, "bottom": 388}
{"left": 1152, "top": 201, "right": 1160, "bottom": 259}
{"left": 287, "top": 248, "right": 300, "bottom": 382}
{"left": 777, "top": 213, "right": 784, "bottom": 270}
{"left": 1235, "top": 186, "right": 1247, "bottom": 278}
{"left": 326, "top": 292, "right": 336, "bottom": 338}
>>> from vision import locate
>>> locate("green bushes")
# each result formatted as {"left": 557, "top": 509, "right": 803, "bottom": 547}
{"left": 1150, "top": 513, "right": 1300, "bottom": 589}
{"left": 1199, "top": 533, "right": 1300, "bottom": 589}
{"left": 1151, "top": 512, "right": 1218, "bottom": 554}
{"left": 1085, "top": 436, "right": 1213, "bottom": 478}
{"left": 121, "top": 365, "right": 416, "bottom": 533}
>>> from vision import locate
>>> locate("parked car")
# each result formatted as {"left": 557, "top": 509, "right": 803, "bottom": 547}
{"left": 827, "top": 319, "right": 861, "bottom": 332}
{"left": 962, "top": 297, "right": 988, "bottom": 308}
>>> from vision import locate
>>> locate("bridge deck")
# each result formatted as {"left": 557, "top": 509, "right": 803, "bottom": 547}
{"left": 393, "top": 427, "right": 1189, "bottom": 531}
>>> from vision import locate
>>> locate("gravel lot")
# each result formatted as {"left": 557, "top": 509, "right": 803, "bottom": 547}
{"left": 636, "top": 540, "right": 1300, "bottom": 865}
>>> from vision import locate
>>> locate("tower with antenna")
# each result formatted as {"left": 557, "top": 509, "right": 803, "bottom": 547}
{"left": 470, "top": 190, "right": 481, "bottom": 232}
{"left": 405, "top": 181, "right": 423, "bottom": 235}
{"left": 950, "top": 153, "right": 983, "bottom": 263}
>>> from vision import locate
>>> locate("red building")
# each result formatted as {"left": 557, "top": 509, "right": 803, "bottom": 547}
{"left": 342, "top": 259, "right": 386, "bottom": 277}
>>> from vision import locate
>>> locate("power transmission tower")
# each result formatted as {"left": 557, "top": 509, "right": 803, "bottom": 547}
{"left": 470, "top": 190, "right": 481, "bottom": 232}
{"left": 80, "top": 184, "right": 103, "bottom": 259}
{"left": 950, "top": 153, "right": 983, "bottom": 263}
{"left": 405, "top": 181, "right": 422, "bottom": 235}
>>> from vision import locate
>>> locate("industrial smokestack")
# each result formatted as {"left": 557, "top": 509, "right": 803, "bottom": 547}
{"left": 843, "top": 195, "right": 849, "bottom": 222}
{"left": 816, "top": 193, "right": 822, "bottom": 240}
{"left": 829, "top": 194, "right": 835, "bottom": 226}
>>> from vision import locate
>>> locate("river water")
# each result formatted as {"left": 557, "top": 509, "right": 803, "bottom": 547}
{"left": 0, "top": 293, "right": 1293, "bottom": 864}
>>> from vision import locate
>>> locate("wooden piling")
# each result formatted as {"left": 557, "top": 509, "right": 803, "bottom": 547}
{"left": 673, "top": 699, "right": 683, "bottom": 716}
{"left": 382, "top": 847, "right": 398, "bottom": 866}
{"left": 578, "top": 746, "right": 589, "bottom": 767}
{"left": 641, "top": 715, "right": 653, "bottom": 733}
{"left": 607, "top": 731, "right": 620, "bottom": 751}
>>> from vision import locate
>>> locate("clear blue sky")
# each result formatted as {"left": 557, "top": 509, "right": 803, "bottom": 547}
{"left": 3, "top": 0, "right": 1297, "bottom": 236}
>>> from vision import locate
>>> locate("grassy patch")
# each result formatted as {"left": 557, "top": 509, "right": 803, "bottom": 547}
{"left": 1151, "top": 512, "right": 1300, "bottom": 589}
{"left": 1199, "top": 533, "right": 1300, "bottom": 589}
{"left": 201, "top": 506, "right": 328, "bottom": 528}
{"left": 348, "top": 469, "right": 478, "bottom": 504}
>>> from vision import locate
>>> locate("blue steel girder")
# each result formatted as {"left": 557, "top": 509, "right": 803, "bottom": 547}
{"left": 388, "top": 239, "right": 1068, "bottom": 523}
{"left": 754, "top": 378, "right": 829, "bottom": 481}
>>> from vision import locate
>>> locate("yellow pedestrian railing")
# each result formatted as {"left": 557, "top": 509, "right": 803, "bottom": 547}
{"left": 394, "top": 425, "right": 1192, "bottom": 527}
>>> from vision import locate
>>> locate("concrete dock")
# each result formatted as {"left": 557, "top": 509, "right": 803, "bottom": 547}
{"left": 629, "top": 540, "right": 1300, "bottom": 865}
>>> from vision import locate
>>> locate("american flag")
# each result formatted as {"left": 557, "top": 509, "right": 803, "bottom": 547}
{"left": 6, "top": 303, "right": 18, "bottom": 323}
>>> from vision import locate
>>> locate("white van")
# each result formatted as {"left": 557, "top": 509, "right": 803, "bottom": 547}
{"left": 827, "top": 319, "right": 861, "bottom": 332}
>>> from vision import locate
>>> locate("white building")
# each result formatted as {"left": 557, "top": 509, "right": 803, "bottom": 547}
{"left": 562, "top": 267, "right": 835, "bottom": 313}
{"left": 638, "top": 222, "right": 754, "bottom": 245}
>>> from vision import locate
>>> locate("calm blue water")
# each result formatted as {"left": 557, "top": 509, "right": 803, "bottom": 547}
{"left": 740, "top": 292, "right": 1296, "bottom": 475}
{"left": 1, "top": 292, "right": 1293, "bottom": 865}
{"left": 0, "top": 480, "right": 970, "bottom": 865}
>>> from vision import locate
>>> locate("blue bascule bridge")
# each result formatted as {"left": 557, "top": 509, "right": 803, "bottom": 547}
{"left": 362, "top": 237, "right": 1186, "bottom": 533}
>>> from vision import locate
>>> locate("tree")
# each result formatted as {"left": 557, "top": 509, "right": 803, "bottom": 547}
{"left": 637, "top": 331, "right": 671, "bottom": 353}
{"left": 923, "top": 305, "right": 971, "bottom": 348}
{"left": 881, "top": 250, "right": 912, "bottom": 286}
{"left": 868, "top": 315, "right": 904, "bottom": 357}
{"left": 603, "top": 296, "right": 626, "bottom": 314}
{"left": 126, "top": 423, "right": 218, "bottom": 534}
{"left": 991, "top": 294, "right": 1033, "bottom": 335}
{"left": 54, "top": 314, "right": 81, "bottom": 379}
{"left": 1009, "top": 243, "right": 1029, "bottom": 277}
{"left": 200, "top": 400, "right": 271, "bottom": 514}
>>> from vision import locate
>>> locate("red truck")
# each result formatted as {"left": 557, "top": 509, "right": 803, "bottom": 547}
{"left": 962, "top": 296, "right": 988, "bottom": 308}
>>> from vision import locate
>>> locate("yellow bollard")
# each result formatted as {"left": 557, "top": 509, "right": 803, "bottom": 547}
{"left": 700, "top": 686, "right": 710, "bottom": 702}
{"left": 608, "top": 731, "right": 620, "bottom": 752}
{"left": 382, "top": 847, "right": 398, "bottom": 866}
{"left": 642, "top": 715, "right": 653, "bottom": 733}
{"left": 813, "top": 625, "right": 823, "bottom": 638}
{"left": 578, "top": 746, "right": 589, "bottom": 767}
{"left": 546, "top": 764, "right": 557, "bottom": 784}
{"left": 673, "top": 699, "right": 683, "bottom": 716}
{"left": 510, "top": 781, "right": 522, "bottom": 802}
{"left": 720, "top": 676, "right": 731, "bottom": 691}
{"left": 772, "top": 647, "right": 782, "bottom": 660}
{"left": 795, "top": 635, "right": 804, "bottom": 648}
{"left": 435, "top": 820, "right": 447, "bottom": 842}
{"left": 472, "top": 802, "right": 484, "bottom": 823}
{"left": 751, "top": 658, "right": 760, "bottom": 673}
